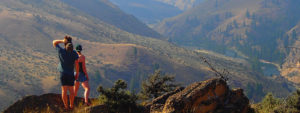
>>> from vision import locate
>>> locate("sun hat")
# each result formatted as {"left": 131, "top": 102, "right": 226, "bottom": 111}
{"left": 75, "top": 44, "right": 82, "bottom": 52}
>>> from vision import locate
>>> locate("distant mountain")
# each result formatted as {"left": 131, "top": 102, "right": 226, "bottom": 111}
{"left": 156, "top": 0, "right": 204, "bottom": 10}
{"left": 61, "top": 0, "right": 162, "bottom": 38}
{"left": 155, "top": 0, "right": 300, "bottom": 76}
{"left": 109, "top": 0, "right": 182, "bottom": 25}
{"left": 0, "top": 0, "right": 294, "bottom": 111}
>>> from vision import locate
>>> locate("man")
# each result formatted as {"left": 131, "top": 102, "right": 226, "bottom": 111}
{"left": 53, "top": 36, "right": 79, "bottom": 110}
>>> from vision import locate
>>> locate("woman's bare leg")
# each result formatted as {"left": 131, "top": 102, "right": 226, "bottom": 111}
{"left": 81, "top": 81, "right": 90, "bottom": 104}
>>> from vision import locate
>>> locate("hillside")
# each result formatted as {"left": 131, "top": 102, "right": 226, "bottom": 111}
{"left": 109, "top": 0, "right": 182, "bottom": 25}
{"left": 0, "top": 0, "right": 295, "bottom": 111}
{"left": 155, "top": 0, "right": 300, "bottom": 81}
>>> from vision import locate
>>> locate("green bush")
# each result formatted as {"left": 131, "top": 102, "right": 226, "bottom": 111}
{"left": 97, "top": 79, "right": 138, "bottom": 113}
{"left": 254, "top": 90, "right": 300, "bottom": 113}
{"left": 273, "top": 90, "right": 300, "bottom": 113}
{"left": 140, "top": 70, "right": 179, "bottom": 101}
{"left": 255, "top": 93, "right": 282, "bottom": 113}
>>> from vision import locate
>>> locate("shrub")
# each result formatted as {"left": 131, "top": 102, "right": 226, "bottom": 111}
{"left": 273, "top": 90, "right": 300, "bottom": 113}
{"left": 254, "top": 90, "right": 300, "bottom": 113}
{"left": 140, "top": 70, "right": 179, "bottom": 101}
{"left": 97, "top": 79, "right": 138, "bottom": 113}
{"left": 256, "top": 93, "right": 282, "bottom": 113}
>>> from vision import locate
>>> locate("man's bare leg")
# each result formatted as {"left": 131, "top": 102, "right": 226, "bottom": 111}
{"left": 68, "top": 86, "right": 75, "bottom": 109}
{"left": 61, "top": 86, "right": 69, "bottom": 109}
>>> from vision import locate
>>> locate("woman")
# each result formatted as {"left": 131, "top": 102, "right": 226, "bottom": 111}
{"left": 74, "top": 44, "right": 91, "bottom": 106}
{"left": 53, "top": 36, "right": 79, "bottom": 110}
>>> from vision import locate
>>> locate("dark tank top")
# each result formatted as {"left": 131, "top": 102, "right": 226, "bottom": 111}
{"left": 79, "top": 62, "right": 84, "bottom": 73}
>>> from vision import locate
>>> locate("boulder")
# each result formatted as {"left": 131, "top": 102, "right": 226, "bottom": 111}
{"left": 146, "top": 87, "right": 185, "bottom": 113}
{"left": 148, "top": 78, "right": 251, "bottom": 113}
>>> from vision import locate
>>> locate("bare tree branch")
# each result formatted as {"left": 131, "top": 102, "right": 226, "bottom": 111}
{"left": 194, "top": 51, "right": 230, "bottom": 82}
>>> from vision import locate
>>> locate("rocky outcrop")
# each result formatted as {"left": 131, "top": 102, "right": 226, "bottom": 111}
{"left": 4, "top": 93, "right": 94, "bottom": 113}
{"left": 4, "top": 78, "right": 251, "bottom": 113}
{"left": 148, "top": 78, "right": 251, "bottom": 113}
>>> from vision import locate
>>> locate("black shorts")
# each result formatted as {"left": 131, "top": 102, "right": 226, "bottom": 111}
{"left": 60, "top": 72, "right": 75, "bottom": 86}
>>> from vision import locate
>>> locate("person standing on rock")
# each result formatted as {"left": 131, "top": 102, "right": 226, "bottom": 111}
{"left": 53, "top": 36, "right": 79, "bottom": 110}
{"left": 74, "top": 44, "right": 91, "bottom": 106}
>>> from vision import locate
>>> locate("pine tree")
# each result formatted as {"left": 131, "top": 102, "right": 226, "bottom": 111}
{"left": 246, "top": 9, "right": 251, "bottom": 18}
{"left": 140, "top": 70, "right": 179, "bottom": 100}
{"left": 97, "top": 79, "right": 138, "bottom": 113}
{"left": 292, "top": 30, "right": 297, "bottom": 39}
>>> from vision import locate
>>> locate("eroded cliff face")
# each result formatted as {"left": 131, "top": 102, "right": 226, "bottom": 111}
{"left": 148, "top": 78, "right": 251, "bottom": 113}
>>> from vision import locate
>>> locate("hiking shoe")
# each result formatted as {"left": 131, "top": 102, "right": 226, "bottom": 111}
{"left": 84, "top": 102, "right": 91, "bottom": 106}
{"left": 62, "top": 107, "right": 69, "bottom": 112}
{"left": 69, "top": 107, "right": 74, "bottom": 111}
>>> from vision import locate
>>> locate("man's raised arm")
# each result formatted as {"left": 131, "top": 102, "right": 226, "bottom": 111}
{"left": 53, "top": 40, "right": 65, "bottom": 48}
